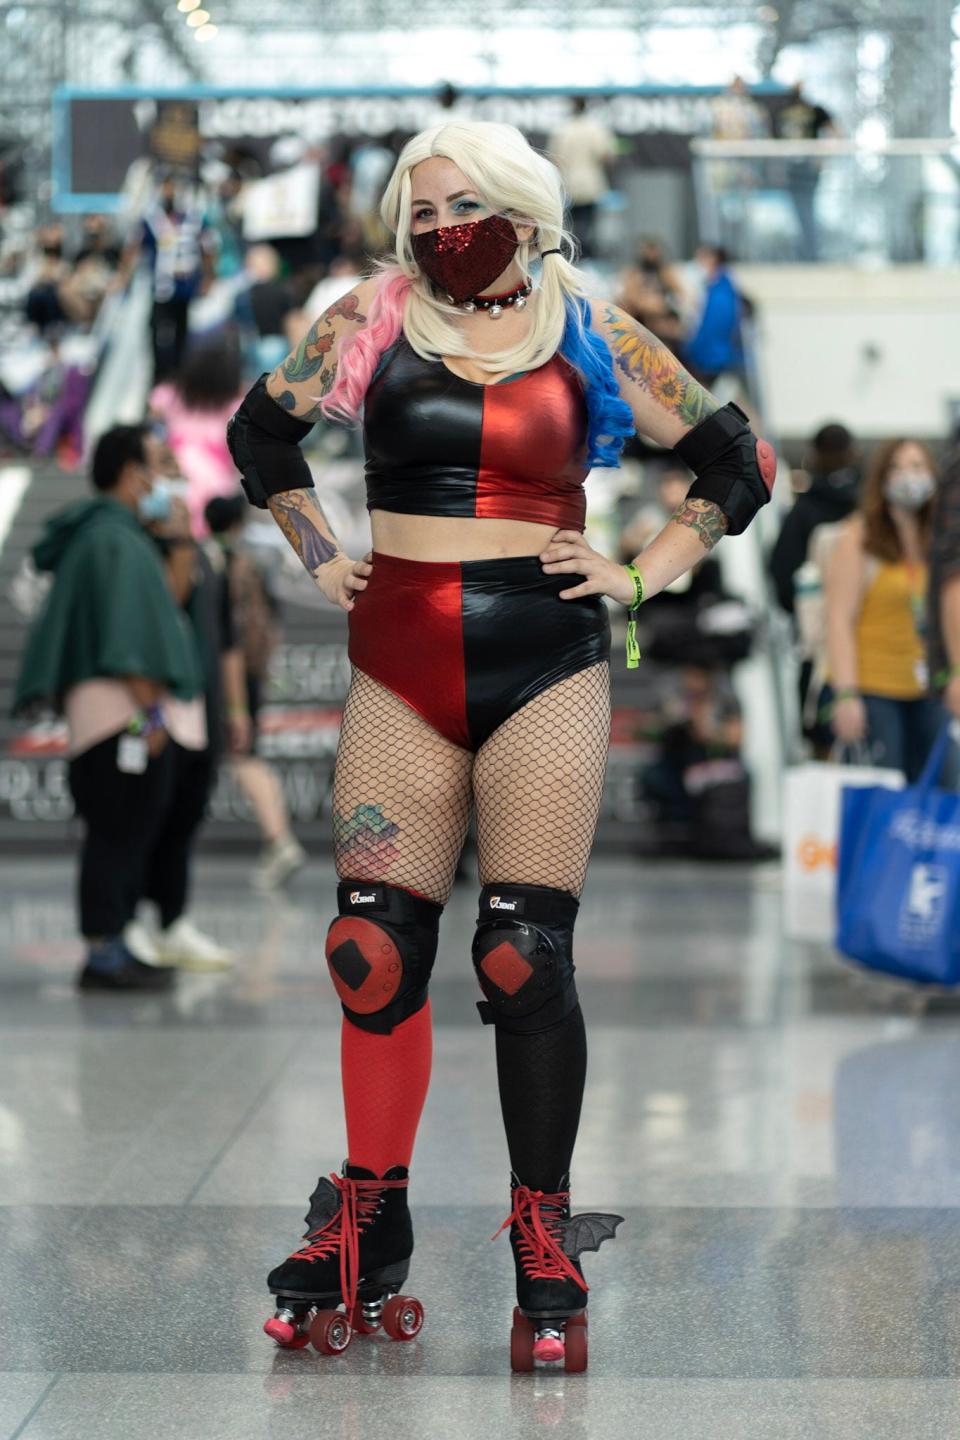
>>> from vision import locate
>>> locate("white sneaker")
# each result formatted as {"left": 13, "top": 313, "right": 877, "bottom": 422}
{"left": 122, "top": 919, "right": 163, "bottom": 966}
{"left": 251, "top": 836, "right": 307, "bottom": 892}
{"left": 155, "top": 917, "right": 234, "bottom": 971}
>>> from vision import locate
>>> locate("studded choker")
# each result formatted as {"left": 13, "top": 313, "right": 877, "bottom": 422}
{"left": 452, "top": 279, "right": 532, "bottom": 319}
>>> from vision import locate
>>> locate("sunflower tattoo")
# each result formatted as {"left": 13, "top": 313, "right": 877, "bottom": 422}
{"left": 603, "top": 306, "right": 718, "bottom": 430}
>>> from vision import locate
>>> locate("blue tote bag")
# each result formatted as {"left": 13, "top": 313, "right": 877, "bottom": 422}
{"left": 836, "top": 723, "right": 960, "bottom": 984}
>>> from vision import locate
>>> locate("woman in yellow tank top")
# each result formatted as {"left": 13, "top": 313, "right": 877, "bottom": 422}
{"left": 825, "top": 437, "right": 942, "bottom": 780}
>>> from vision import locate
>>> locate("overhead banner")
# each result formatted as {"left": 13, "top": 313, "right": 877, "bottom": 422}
{"left": 53, "top": 84, "right": 785, "bottom": 210}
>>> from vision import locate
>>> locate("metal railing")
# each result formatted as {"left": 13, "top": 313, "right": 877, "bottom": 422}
{"left": 692, "top": 137, "right": 960, "bottom": 265}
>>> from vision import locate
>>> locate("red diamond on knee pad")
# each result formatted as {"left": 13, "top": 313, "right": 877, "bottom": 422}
{"left": 326, "top": 917, "right": 402, "bottom": 1015}
{"left": 480, "top": 942, "right": 535, "bottom": 997}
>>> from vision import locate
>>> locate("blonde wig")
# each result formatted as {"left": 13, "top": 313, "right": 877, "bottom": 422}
{"left": 378, "top": 120, "right": 588, "bottom": 376}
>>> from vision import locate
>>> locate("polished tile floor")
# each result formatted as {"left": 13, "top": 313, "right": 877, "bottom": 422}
{"left": 3, "top": 854, "right": 960, "bottom": 1439}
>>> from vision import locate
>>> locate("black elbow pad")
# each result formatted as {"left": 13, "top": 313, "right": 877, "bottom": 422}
{"left": 672, "top": 401, "right": 777, "bottom": 536}
{"left": 225, "top": 373, "right": 316, "bottom": 509}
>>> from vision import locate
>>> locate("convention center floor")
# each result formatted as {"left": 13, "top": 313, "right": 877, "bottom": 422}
{"left": 2, "top": 854, "right": 960, "bottom": 1440}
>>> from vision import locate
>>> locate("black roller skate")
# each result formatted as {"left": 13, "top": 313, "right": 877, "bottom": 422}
{"left": 494, "top": 1174, "right": 623, "bottom": 1373}
{"left": 263, "top": 1163, "right": 424, "bottom": 1355}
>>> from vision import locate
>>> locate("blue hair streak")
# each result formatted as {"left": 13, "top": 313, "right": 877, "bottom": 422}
{"left": 559, "top": 295, "right": 635, "bottom": 468}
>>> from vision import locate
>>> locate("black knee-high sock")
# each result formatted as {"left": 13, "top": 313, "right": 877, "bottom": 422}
{"left": 494, "top": 1003, "right": 587, "bottom": 1191}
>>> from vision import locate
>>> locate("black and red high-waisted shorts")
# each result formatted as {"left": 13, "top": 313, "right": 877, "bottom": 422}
{"left": 348, "top": 552, "right": 611, "bottom": 751}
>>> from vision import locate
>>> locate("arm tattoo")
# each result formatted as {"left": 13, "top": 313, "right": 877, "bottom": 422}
{"left": 671, "top": 498, "right": 729, "bottom": 551}
{"left": 603, "top": 305, "right": 718, "bottom": 429}
{"left": 269, "top": 489, "right": 340, "bottom": 575}
{"left": 276, "top": 293, "right": 365, "bottom": 401}
{"left": 280, "top": 324, "right": 334, "bottom": 385}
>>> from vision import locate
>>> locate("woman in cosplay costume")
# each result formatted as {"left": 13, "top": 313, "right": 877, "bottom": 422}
{"left": 227, "top": 121, "right": 776, "bottom": 1369}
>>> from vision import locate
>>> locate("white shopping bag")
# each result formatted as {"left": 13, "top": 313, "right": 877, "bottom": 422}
{"left": 783, "top": 761, "right": 905, "bottom": 940}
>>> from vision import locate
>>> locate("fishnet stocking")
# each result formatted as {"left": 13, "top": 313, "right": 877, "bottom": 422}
{"left": 333, "top": 663, "right": 608, "bottom": 1196}
{"left": 473, "top": 663, "right": 611, "bottom": 898}
{"left": 334, "top": 663, "right": 610, "bottom": 901}
{"left": 333, "top": 670, "right": 472, "bottom": 904}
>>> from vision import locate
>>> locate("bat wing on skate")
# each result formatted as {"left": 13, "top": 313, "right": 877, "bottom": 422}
{"left": 303, "top": 1177, "right": 339, "bottom": 1236}
{"left": 561, "top": 1212, "right": 625, "bottom": 1260}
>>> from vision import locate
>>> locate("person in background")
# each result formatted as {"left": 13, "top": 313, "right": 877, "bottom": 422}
{"left": 774, "top": 82, "right": 838, "bottom": 262}
{"left": 927, "top": 428, "right": 960, "bottom": 725}
{"left": 769, "top": 421, "right": 860, "bottom": 615}
{"left": 64, "top": 213, "right": 122, "bottom": 325}
{"left": 238, "top": 244, "right": 298, "bottom": 375}
{"left": 825, "top": 438, "right": 941, "bottom": 780}
{"left": 73, "top": 214, "right": 121, "bottom": 271}
{"left": 301, "top": 250, "right": 367, "bottom": 328}
{"left": 205, "top": 494, "right": 307, "bottom": 891}
{"left": 149, "top": 334, "right": 245, "bottom": 538}
{"left": 769, "top": 421, "right": 860, "bottom": 748}
{"left": 125, "top": 445, "right": 245, "bottom": 970}
{"left": 12, "top": 425, "right": 203, "bottom": 990}
{"left": 548, "top": 96, "right": 616, "bottom": 259}
{"left": 709, "top": 76, "right": 770, "bottom": 254}
{"left": 615, "top": 237, "right": 687, "bottom": 347}
{"left": 24, "top": 224, "right": 70, "bottom": 333}
{"left": 712, "top": 75, "right": 769, "bottom": 144}
{"left": 124, "top": 173, "right": 218, "bottom": 383}
{"left": 0, "top": 331, "right": 89, "bottom": 465}
{"left": 682, "top": 245, "right": 745, "bottom": 389}
{"left": 624, "top": 467, "right": 771, "bottom": 859}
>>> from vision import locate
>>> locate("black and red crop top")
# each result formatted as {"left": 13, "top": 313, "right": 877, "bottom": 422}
{"left": 362, "top": 338, "right": 590, "bottom": 530}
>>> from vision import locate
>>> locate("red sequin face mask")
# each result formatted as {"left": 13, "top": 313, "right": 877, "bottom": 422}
{"left": 411, "top": 214, "right": 520, "bottom": 304}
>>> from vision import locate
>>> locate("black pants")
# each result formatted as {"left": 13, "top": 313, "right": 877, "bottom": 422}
{"left": 69, "top": 735, "right": 215, "bottom": 938}
{"left": 151, "top": 298, "right": 190, "bottom": 382}
{"left": 143, "top": 742, "right": 216, "bottom": 928}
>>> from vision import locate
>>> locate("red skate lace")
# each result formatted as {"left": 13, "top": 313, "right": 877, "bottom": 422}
{"left": 294, "top": 1173, "right": 407, "bottom": 1316}
{"left": 492, "top": 1185, "right": 588, "bottom": 1293}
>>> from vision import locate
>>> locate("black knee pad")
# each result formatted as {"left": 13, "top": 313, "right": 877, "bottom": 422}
{"left": 326, "top": 881, "right": 442, "bottom": 1035}
{"left": 472, "top": 884, "right": 580, "bottom": 1034}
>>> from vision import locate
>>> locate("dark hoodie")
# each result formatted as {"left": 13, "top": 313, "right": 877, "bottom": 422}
{"left": 769, "top": 465, "right": 860, "bottom": 614}
{"left": 13, "top": 496, "right": 202, "bottom": 714}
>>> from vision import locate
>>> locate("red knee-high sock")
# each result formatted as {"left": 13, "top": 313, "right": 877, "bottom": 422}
{"left": 341, "top": 1001, "right": 433, "bottom": 1175}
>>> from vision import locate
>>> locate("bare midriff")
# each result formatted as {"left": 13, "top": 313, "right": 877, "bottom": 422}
{"left": 369, "top": 510, "right": 560, "bottom": 563}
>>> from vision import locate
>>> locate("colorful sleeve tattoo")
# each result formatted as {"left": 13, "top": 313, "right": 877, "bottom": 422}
{"left": 268, "top": 489, "right": 340, "bottom": 575}
{"left": 602, "top": 304, "right": 719, "bottom": 429}
{"left": 270, "top": 292, "right": 367, "bottom": 422}
{"left": 671, "top": 497, "right": 729, "bottom": 551}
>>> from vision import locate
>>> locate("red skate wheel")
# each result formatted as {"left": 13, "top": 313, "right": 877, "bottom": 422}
{"left": 532, "top": 1333, "right": 565, "bottom": 1363}
{"left": 563, "top": 1320, "right": 588, "bottom": 1373}
{"left": 348, "top": 1300, "right": 381, "bottom": 1335}
{"left": 264, "top": 1316, "right": 310, "bottom": 1348}
{"left": 310, "top": 1308, "right": 352, "bottom": 1355}
{"left": 510, "top": 1310, "right": 534, "bottom": 1373}
{"left": 381, "top": 1295, "right": 424, "bottom": 1341}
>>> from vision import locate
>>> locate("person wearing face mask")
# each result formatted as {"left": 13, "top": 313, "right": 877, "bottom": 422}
{"left": 128, "top": 453, "right": 238, "bottom": 972}
{"left": 12, "top": 425, "right": 204, "bottom": 990}
{"left": 824, "top": 438, "right": 941, "bottom": 780}
{"left": 227, "top": 120, "right": 776, "bottom": 1367}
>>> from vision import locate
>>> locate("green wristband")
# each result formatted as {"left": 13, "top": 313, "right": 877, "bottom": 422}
{"left": 833, "top": 687, "right": 860, "bottom": 702}
{"left": 624, "top": 562, "right": 645, "bottom": 612}
{"left": 623, "top": 564, "right": 645, "bottom": 670}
